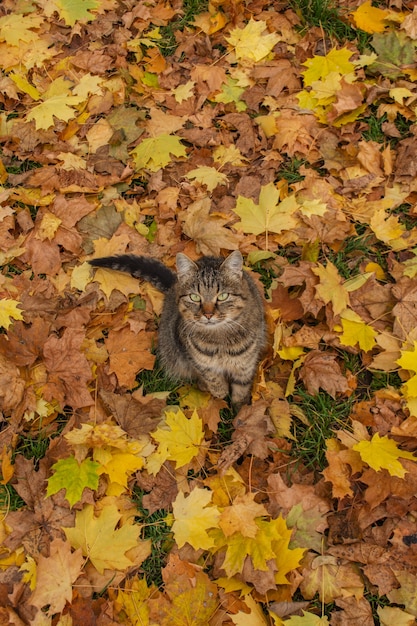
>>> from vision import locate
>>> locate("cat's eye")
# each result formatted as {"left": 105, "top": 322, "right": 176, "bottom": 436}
{"left": 217, "top": 292, "right": 229, "bottom": 301}
{"left": 189, "top": 293, "right": 201, "bottom": 302}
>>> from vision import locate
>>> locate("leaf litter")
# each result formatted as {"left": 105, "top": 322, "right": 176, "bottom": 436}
{"left": 0, "top": 0, "right": 417, "bottom": 624}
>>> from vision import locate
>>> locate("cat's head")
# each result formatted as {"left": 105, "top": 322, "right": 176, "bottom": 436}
{"left": 175, "top": 250, "right": 245, "bottom": 326}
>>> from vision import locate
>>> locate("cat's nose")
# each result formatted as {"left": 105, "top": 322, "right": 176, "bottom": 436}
{"left": 202, "top": 304, "right": 215, "bottom": 319}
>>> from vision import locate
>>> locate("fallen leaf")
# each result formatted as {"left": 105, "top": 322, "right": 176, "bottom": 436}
{"left": 225, "top": 19, "right": 280, "bottom": 62}
{"left": 350, "top": 1, "right": 391, "bottom": 34}
{"left": 181, "top": 197, "right": 240, "bottom": 255}
{"left": 171, "top": 488, "right": 220, "bottom": 550}
{"left": 63, "top": 502, "right": 149, "bottom": 574}
{"left": 130, "top": 134, "right": 187, "bottom": 172}
{"left": 233, "top": 183, "right": 298, "bottom": 240}
{"left": 353, "top": 433, "right": 416, "bottom": 477}
{"left": 29, "top": 539, "right": 84, "bottom": 615}
{"left": 105, "top": 327, "right": 155, "bottom": 389}
{"left": 147, "top": 408, "right": 205, "bottom": 474}
{"left": 298, "top": 351, "right": 350, "bottom": 398}
{"left": 46, "top": 457, "right": 100, "bottom": 507}
{"left": 0, "top": 299, "right": 23, "bottom": 329}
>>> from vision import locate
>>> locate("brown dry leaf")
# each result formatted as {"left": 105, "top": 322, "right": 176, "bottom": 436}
{"left": 5, "top": 457, "right": 75, "bottom": 553}
{"left": 229, "top": 400, "right": 275, "bottom": 461}
{"left": 140, "top": 465, "right": 179, "bottom": 514}
{"left": 180, "top": 197, "right": 241, "bottom": 255}
{"left": 29, "top": 539, "right": 84, "bottom": 615}
{"left": 322, "top": 446, "right": 360, "bottom": 499}
{"left": 99, "top": 389, "right": 165, "bottom": 437}
{"left": 332, "top": 596, "right": 374, "bottom": 626}
{"left": 298, "top": 350, "right": 350, "bottom": 398}
{"left": 43, "top": 328, "right": 94, "bottom": 409}
{"left": 0, "top": 353, "right": 25, "bottom": 415}
{"left": 0, "top": 318, "right": 51, "bottom": 366}
{"left": 392, "top": 277, "right": 417, "bottom": 341}
{"left": 105, "top": 327, "right": 156, "bottom": 389}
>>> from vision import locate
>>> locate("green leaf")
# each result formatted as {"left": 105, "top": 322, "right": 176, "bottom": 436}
{"left": 53, "top": 0, "right": 101, "bottom": 26}
{"left": 46, "top": 456, "right": 100, "bottom": 507}
{"left": 213, "top": 77, "right": 247, "bottom": 112}
{"left": 369, "top": 31, "right": 416, "bottom": 79}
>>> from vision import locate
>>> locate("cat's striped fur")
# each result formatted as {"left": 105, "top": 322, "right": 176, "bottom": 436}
{"left": 90, "top": 251, "right": 266, "bottom": 407}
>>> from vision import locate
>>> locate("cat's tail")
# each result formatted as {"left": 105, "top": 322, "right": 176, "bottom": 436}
{"left": 89, "top": 255, "right": 176, "bottom": 293}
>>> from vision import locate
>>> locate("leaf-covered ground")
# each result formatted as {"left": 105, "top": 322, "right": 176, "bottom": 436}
{"left": 1, "top": 0, "right": 417, "bottom": 624}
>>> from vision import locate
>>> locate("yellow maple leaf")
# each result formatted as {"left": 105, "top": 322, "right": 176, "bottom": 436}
{"left": 170, "top": 80, "right": 195, "bottom": 103}
{"left": 72, "top": 73, "right": 104, "bottom": 98}
{"left": 353, "top": 433, "right": 416, "bottom": 478}
{"left": 233, "top": 183, "right": 298, "bottom": 240}
{"left": 397, "top": 342, "right": 417, "bottom": 397}
{"left": 171, "top": 488, "right": 220, "bottom": 550}
{"left": 271, "top": 516, "right": 306, "bottom": 585}
{"left": 299, "top": 199, "right": 328, "bottom": 218}
{"left": 0, "top": 13, "right": 42, "bottom": 46}
{"left": 302, "top": 48, "right": 355, "bottom": 85}
{"left": 91, "top": 265, "right": 142, "bottom": 299}
{"left": 115, "top": 577, "right": 151, "bottom": 626}
{"left": 225, "top": 19, "right": 280, "bottom": 63}
{"left": 213, "top": 77, "right": 247, "bottom": 111}
{"left": 147, "top": 408, "right": 205, "bottom": 475}
{"left": 130, "top": 134, "right": 187, "bottom": 172}
{"left": 310, "top": 71, "right": 343, "bottom": 105}
{"left": 63, "top": 502, "right": 149, "bottom": 573}
{"left": 0, "top": 299, "right": 24, "bottom": 329}
{"left": 36, "top": 212, "right": 62, "bottom": 241}
{"left": 213, "top": 144, "right": 247, "bottom": 167}
{"left": 338, "top": 309, "right": 377, "bottom": 352}
{"left": 26, "top": 94, "right": 85, "bottom": 130}
{"left": 95, "top": 448, "right": 145, "bottom": 496}
{"left": 20, "top": 555, "right": 37, "bottom": 590}
{"left": 219, "top": 493, "right": 268, "bottom": 538}
{"left": 370, "top": 208, "right": 405, "bottom": 245}
{"left": 212, "top": 515, "right": 304, "bottom": 580}
{"left": 233, "top": 594, "right": 273, "bottom": 625}
{"left": 377, "top": 605, "right": 416, "bottom": 626}
{"left": 65, "top": 421, "right": 130, "bottom": 452}
{"left": 312, "top": 262, "right": 349, "bottom": 316}
{"left": 350, "top": 0, "right": 390, "bottom": 33}
{"left": 185, "top": 166, "right": 228, "bottom": 192}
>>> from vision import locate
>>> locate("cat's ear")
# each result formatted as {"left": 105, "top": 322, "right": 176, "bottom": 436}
{"left": 221, "top": 250, "right": 243, "bottom": 278}
{"left": 176, "top": 253, "right": 198, "bottom": 280}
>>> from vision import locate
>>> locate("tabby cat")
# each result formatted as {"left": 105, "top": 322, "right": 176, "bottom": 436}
{"left": 90, "top": 250, "right": 266, "bottom": 407}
